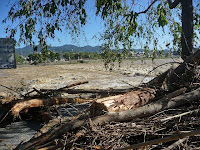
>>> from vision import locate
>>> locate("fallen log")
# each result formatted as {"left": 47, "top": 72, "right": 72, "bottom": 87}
{"left": 92, "top": 87, "right": 200, "bottom": 125}
{"left": 40, "top": 81, "right": 89, "bottom": 94}
{"left": 40, "top": 88, "right": 134, "bottom": 95}
{"left": 90, "top": 88, "right": 156, "bottom": 116}
{"left": 147, "top": 69, "right": 170, "bottom": 87}
{"left": 11, "top": 97, "right": 69, "bottom": 117}
{"left": 91, "top": 87, "right": 186, "bottom": 117}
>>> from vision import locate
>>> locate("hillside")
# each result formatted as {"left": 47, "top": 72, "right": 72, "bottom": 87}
{"left": 16, "top": 44, "right": 101, "bottom": 56}
{"left": 15, "top": 44, "right": 181, "bottom": 57}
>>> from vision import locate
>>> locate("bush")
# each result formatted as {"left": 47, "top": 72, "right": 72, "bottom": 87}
{"left": 15, "top": 54, "right": 25, "bottom": 64}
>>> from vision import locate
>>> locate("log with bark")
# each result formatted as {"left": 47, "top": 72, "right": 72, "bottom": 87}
{"left": 92, "top": 87, "right": 196, "bottom": 125}
{"left": 90, "top": 88, "right": 156, "bottom": 116}
{"left": 40, "top": 88, "right": 134, "bottom": 95}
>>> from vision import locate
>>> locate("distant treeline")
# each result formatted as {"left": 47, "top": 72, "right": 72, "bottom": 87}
{"left": 27, "top": 50, "right": 61, "bottom": 64}
{"left": 16, "top": 50, "right": 101, "bottom": 65}
{"left": 15, "top": 48, "right": 191, "bottom": 65}
{"left": 62, "top": 52, "right": 100, "bottom": 60}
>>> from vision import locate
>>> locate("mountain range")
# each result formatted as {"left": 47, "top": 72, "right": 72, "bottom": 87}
{"left": 16, "top": 44, "right": 184, "bottom": 57}
{"left": 16, "top": 44, "right": 101, "bottom": 56}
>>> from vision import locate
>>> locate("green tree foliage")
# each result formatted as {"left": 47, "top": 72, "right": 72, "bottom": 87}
{"left": 27, "top": 53, "right": 42, "bottom": 64}
{"left": 55, "top": 52, "right": 61, "bottom": 61}
{"left": 97, "top": 1, "right": 199, "bottom": 59}
{"left": 63, "top": 52, "right": 100, "bottom": 60}
{"left": 63, "top": 52, "right": 75, "bottom": 60}
{"left": 3, "top": 0, "right": 87, "bottom": 51}
{"left": 27, "top": 50, "right": 61, "bottom": 64}
{"left": 3, "top": 0, "right": 200, "bottom": 66}
{"left": 15, "top": 53, "right": 26, "bottom": 64}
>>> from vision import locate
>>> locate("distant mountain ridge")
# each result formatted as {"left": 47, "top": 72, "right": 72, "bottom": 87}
{"left": 16, "top": 44, "right": 101, "bottom": 56}
{"left": 16, "top": 44, "right": 182, "bottom": 57}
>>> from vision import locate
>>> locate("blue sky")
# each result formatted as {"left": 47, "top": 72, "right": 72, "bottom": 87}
{"left": 0, "top": 0, "right": 105, "bottom": 48}
{"left": 0, "top": 0, "right": 199, "bottom": 50}
{"left": 0, "top": 0, "right": 168, "bottom": 49}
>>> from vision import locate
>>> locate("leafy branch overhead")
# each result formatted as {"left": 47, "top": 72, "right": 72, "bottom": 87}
{"left": 2, "top": 0, "right": 200, "bottom": 62}
{"left": 3, "top": 0, "right": 87, "bottom": 51}
{"left": 96, "top": 0, "right": 199, "bottom": 66}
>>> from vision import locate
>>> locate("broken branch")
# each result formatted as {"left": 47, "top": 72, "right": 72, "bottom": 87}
{"left": 116, "top": 130, "right": 198, "bottom": 150}
{"left": 11, "top": 97, "right": 69, "bottom": 117}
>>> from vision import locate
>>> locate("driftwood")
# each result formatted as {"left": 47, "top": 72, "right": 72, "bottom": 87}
{"left": 161, "top": 108, "right": 200, "bottom": 122}
{"left": 116, "top": 130, "right": 199, "bottom": 150}
{"left": 148, "top": 69, "right": 170, "bottom": 87}
{"left": 14, "top": 87, "right": 197, "bottom": 150}
{"left": 162, "top": 138, "right": 188, "bottom": 150}
{"left": 148, "top": 49, "right": 200, "bottom": 90}
{"left": 23, "top": 81, "right": 89, "bottom": 97}
{"left": 92, "top": 87, "right": 200, "bottom": 125}
{"left": 40, "top": 81, "right": 89, "bottom": 93}
{"left": 90, "top": 88, "right": 156, "bottom": 116}
{"left": 40, "top": 88, "right": 134, "bottom": 95}
{"left": 11, "top": 97, "right": 69, "bottom": 117}
{"left": 5, "top": 51, "right": 200, "bottom": 149}
{"left": 2, "top": 49, "right": 200, "bottom": 150}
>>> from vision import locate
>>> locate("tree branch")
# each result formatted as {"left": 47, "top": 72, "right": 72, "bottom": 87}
{"left": 137, "top": 0, "right": 158, "bottom": 15}
{"left": 117, "top": 130, "right": 198, "bottom": 150}
{"left": 167, "top": 0, "right": 181, "bottom": 9}
{"left": 125, "top": 0, "right": 158, "bottom": 17}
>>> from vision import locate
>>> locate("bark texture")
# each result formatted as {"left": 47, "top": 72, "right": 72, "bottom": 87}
{"left": 181, "top": 0, "right": 193, "bottom": 60}
{"left": 167, "top": 0, "right": 193, "bottom": 60}
{"left": 90, "top": 88, "right": 156, "bottom": 116}
{"left": 92, "top": 87, "right": 200, "bottom": 125}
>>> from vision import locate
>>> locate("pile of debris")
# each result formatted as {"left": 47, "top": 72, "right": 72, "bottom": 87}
{"left": 1, "top": 50, "right": 200, "bottom": 150}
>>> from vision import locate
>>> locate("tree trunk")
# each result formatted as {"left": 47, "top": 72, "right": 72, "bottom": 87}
{"left": 181, "top": 0, "right": 193, "bottom": 60}
{"left": 167, "top": 0, "right": 193, "bottom": 60}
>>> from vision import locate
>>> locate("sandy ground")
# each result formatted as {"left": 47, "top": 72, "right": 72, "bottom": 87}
{"left": 0, "top": 58, "right": 177, "bottom": 96}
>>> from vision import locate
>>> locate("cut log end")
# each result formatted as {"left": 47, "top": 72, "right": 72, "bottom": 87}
{"left": 90, "top": 88, "right": 156, "bottom": 117}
